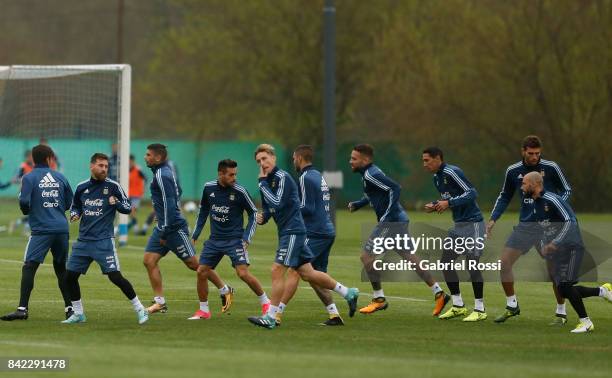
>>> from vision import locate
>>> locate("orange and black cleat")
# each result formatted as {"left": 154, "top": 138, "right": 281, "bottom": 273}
{"left": 359, "top": 297, "right": 388, "bottom": 314}
{"left": 432, "top": 291, "right": 450, "bottom": 317}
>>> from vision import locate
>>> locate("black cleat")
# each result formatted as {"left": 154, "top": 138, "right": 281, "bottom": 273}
{"left": 65, "top": 306, "right": 74, "bottom": 320}
{"left": 321, "top": 315, "right": 344, "bottom": 326}
{"left": 1, "top": 308, "right": 28, "bottom": 321}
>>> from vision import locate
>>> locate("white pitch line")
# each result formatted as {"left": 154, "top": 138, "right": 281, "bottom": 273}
{"left": 0, "top": 340, "right": 67, "bottom": 349}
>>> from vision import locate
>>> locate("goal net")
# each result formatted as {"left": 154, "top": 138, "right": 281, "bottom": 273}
{"left": 0, "top": 65, "right": 131, "bottom": 244}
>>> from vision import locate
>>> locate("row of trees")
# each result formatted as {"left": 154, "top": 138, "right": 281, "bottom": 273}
{"left": 1, "top": 0, "right": 611, "bottom": 209}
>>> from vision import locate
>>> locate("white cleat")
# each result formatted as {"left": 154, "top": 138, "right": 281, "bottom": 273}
{"left": 570, "top": 321, "right": 594, "bottom": 334}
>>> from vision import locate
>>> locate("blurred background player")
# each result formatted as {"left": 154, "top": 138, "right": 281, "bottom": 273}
{"left": 142, "top": 144, "right": 231, "bottom": 314}
{"left": 0, "top": 157, "right": 12, "bottom": 190}
{"left": 63, "top": 153, "right": 148, "bottom": 325}
{"left": 277, "top": 145, "right": 343, "bottom": 326}
{"left": 39, "top": 137, "right": 60, "bottom": 171}
{"left": 128, "top": 154, "right": 146, "bottom": 234}
{"left": 108, "top": 143, "right": 119, "bottom": 181}
{"left": 520, "top": 172, "right": 611, "bottom": 333}
{"left": 423, "top": 147, "right": 487, "bottom": 322}
{"left": 1, "top": 145, "right": 73, "bottom": 321}
{"left": 8, "top": 150, "right": 34, "bottom": 235}
{"left": 247, "top": 144, "right": 359, "bottom": 329}
{"left": 348, "top": 144, "right": 449, "bottom": 315}
{"left": 189, "top": 159, "right": 270, "bottom": 320}
{"left": 488, "top": 136, "right": 573, "bottom": 325}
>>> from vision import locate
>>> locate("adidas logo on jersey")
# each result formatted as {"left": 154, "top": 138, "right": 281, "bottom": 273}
{"left": 210, "top": 192, "right": 215, "bottom": 197}
{"left": 39, "top": 172, "right": 60, "bottom": 188}
{"left": 517, "top": 174, "right": 523, "bottom": 179}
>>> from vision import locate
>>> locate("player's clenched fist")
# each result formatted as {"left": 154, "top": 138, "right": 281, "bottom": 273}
{"left": 256, "top": 212, "right": 264, "bottom": 225}
{"left": 108, "top": 196, "right": 117, "bottom": 205}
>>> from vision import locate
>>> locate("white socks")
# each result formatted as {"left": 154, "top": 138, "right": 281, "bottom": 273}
{"left": 154, "top": 296, "right": 166, "bottom": 305}
{"left": 219, "top": 285, "right": 230, "bottom": 295}
{"left": 130, "top": 296, "right": 144, "bottom": 312}
{"left": 278, "top": 302, "right": 286, "bottom": 314}
{"left": 451, "top": 294, "right": 464, "bottom": 307}
{"left": 326, "top": 303, "right": 339, "bottom": 315}
{"left": 72, "top": 299, "right": 84, "bottom": 315}
{"left": 430, "top": 282, "right": 443, "bottom": 295}
{"left": 556, "top": 303, "right": 566, "bottom": 315}
{"left": 199, "top": 301, "right": 209, "bottom": 313}
{"left": 333, "top": 283, "right": 349, "bottom": 298}
{"left": 258, "top": 293, "right": 270, "bottom": 305}
{"left": 372, "top": 289, "right": 384, "bottom": 299}
{"left": 474, "top": 298, "right": 485, "bottom": 312}
{"left": 506, "top": 295, "right": 517, "bottom": 308}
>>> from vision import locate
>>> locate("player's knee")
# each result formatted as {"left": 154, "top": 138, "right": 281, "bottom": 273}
{"left": 107, "top": 271, "right": 124, "bottom": 285}
{"left": 270, "top": 264, "right": 284, "bottom": 278}
{"left": 557, "top": 283, "right": 572, "bottom": 298}
{"left": 143, "top": 257, "right": 156, "bottom": 270}
{"left": 22, "top": 260, "right": 40, "bottom": 272}
{"left": 236, "top": 267, "right": 249, "bottom": 280}
{"left": 197, "top": 265, "right": 210, "bottom": 277}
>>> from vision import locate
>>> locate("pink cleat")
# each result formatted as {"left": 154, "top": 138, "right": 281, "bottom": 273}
{"left": 261, "top": 302, "right": 271, "bottom": 316}
{"left": 188, "top": 309, "right": 211, "bottom": 320}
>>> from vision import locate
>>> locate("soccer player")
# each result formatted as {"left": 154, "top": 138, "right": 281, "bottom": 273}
{"left": 0, "top": 157, "right": 12, "bottom": 190}
{"left": 62, "top": 153, "right": 148, "bottom": 324}
{"left": 422, "top": 147, "right": 487, "bottom": 321}
{"left": 277, "top": 145, "right": 343, "bottom": 326}
{"left": 247, "top": 144, "right": 359, "bottom": 329}
{"left": 1, "top": 145, "right": 73, "bottom": 321}
{"left": 189, "top": 159, "right": 271, "bottom": 319}
{"left": 488, "top": 136, "right": 573, "bottom": 324}
{"left": 139, "top": 158, "right": 180, "bottom": 236}
{"left": 128, "top": 154, "right": 146, "bottom": 234}
{"left": 142, "top": 144, "right": 232, "bottom": 314}
{"left": 520, "top": 172, "right": 611, "bottom": 333}
{"left": 348, "top": 144, "right": 449, "bottom": 315}
{"left": 8, "top": 150, "right": 34, "bottom": 235}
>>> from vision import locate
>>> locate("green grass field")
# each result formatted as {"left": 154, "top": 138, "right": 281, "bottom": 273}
{"left": 1, "top": 200, "right": 611, "bottom": 378}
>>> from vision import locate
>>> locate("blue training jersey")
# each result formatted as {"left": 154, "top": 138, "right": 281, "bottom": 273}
{"left": 191, "top": 180, "right": 257, "bottom": 243}
{"left": 350, "top": 163, "right": 408, "bottom": 223}
{"left": 524, "top": 191, "right": 583, "bottom": 248}
{"left": 491, "top": 158, "right": 571, "bottom": 222}
{"left": 258, "top": 166, "right": 306, "bottom": 236}
{"left": 149, "top": 161, "right": 187, "bottom": 237}
{"left": 19, "top": 165, "right": 73, "bottom": 235}
{"left": 70, "top": 177, "right": 131, "bottom": 241}
{"left": 433, "top": 163, "right": 483, "bottom": 223}
{"left": 298, "top": 165, "right": 335, "bottom": 239}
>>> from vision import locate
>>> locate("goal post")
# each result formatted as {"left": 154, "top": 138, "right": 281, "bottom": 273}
{"left": 0, "top": 64, "right": 131, "bottom": 244}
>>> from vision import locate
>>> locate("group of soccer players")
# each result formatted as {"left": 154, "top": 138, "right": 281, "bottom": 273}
{"left": 1, "top": 136, "right": 611, "bottom": 333}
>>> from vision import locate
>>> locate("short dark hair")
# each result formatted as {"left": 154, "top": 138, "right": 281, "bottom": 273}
{"left": 147, "top": 143, "right": 168, "bottom": 161}
{"left": 129, "top": 154, "right": 135, "bottom": 160}
{"left": 522, "top": 135, "right": 542, "bottom": 149}
{"left": 218, "top": 159, "right": 238, "bottom": 172}
{"left": 423, "top": 146, "right": 444, "bottom": 161}
{"left": 90, "top": 153, "right": 109, "bottom": 164}
{"left": 294, "top": 145, "right": 314, "bottom": 163}
{"left": 353, "top": 144, "right": 374, "bottom": 159}
{"left": 32, "top": 144, "right": 55, "bottom": 165}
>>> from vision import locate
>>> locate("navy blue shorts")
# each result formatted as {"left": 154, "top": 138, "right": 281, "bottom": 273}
{"left": 505, "top": 222, "right": 544, "bottom": 255}
{"left": 306, "top": 237, "right": 334, "bottom": 272}
{"left": 23, "top": 233, "right": 69, "bottom": 264}
{"left": 200, "top": 239, "right": 249, "bottom": 269}
{"left": 448, "top": 221, "right": 486, "bottom": 257}
{"left": 145, "top": 226, "right": 196, "bottom": 260}
{"left": 552, "top": 246, "right": 584, "bottom": 285}
{"left": 364, "top": 222, "right": 410, "bottom": 255}
{"left": 67, "top": 239, "right": 120, "bottom": 274}
{"left": 276, "top": 234, "right": 313, "bottom": 268}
